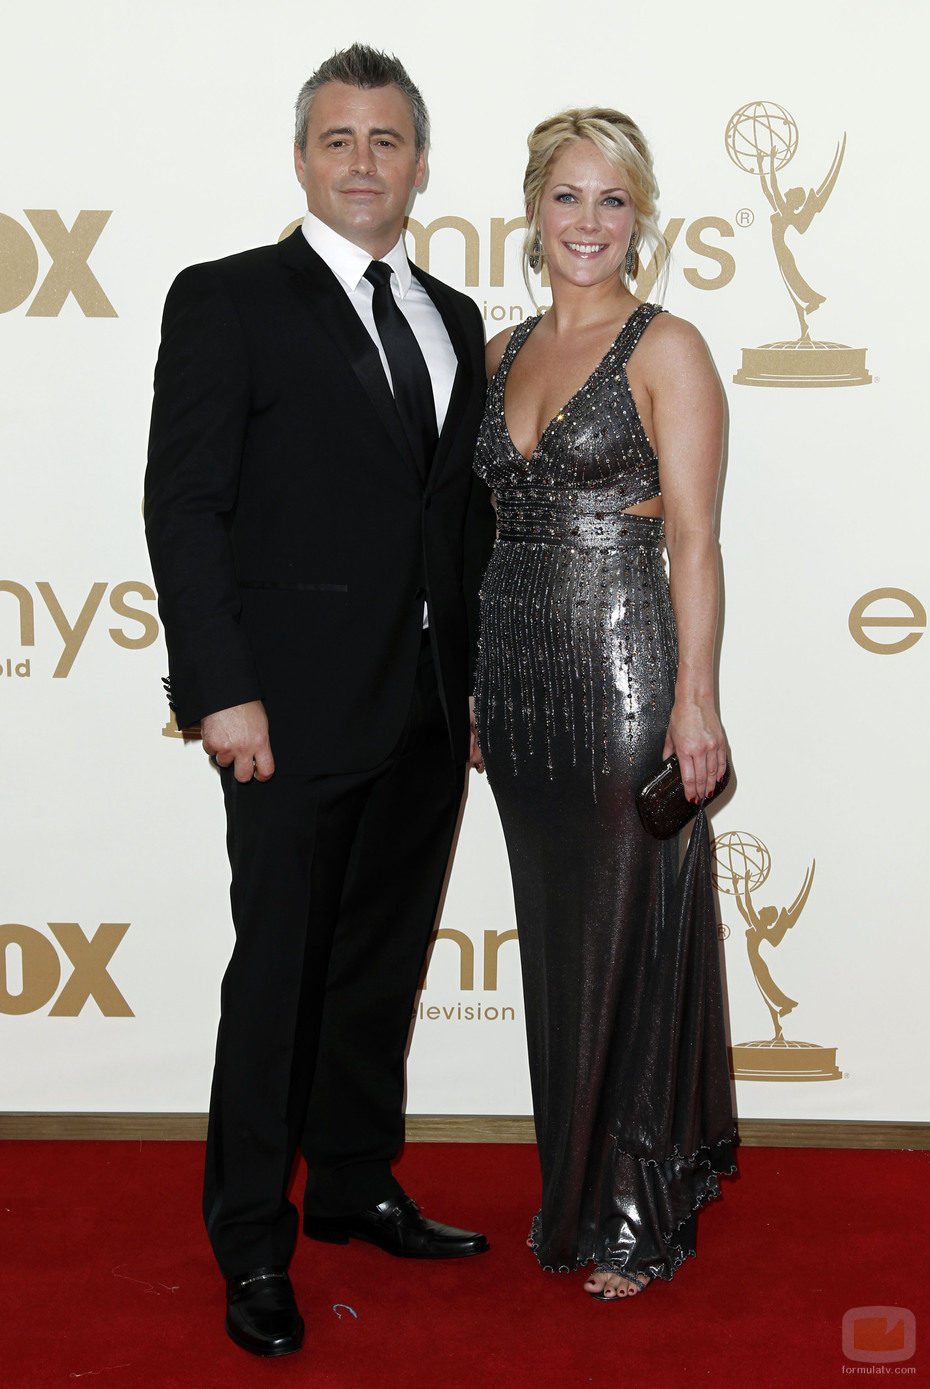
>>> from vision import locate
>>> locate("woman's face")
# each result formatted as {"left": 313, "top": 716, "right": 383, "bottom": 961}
{"left": 535, "top": 138, "right": 637, "bottom": 290}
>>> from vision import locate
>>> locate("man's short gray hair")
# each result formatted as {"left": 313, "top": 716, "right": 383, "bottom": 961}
{"left": 294, "top": 43, "right": 429, "bottom": 156}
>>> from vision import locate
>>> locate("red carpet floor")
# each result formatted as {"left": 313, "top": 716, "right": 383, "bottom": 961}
{"left": 2, "top": 1141, "right": 927, "bottom": 1387}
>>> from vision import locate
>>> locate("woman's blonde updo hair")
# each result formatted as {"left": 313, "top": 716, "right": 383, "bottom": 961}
{"left": 522, "top": 107, "right": 663, "bottom": 293}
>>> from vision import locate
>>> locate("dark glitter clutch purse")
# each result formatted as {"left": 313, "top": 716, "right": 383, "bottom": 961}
{"left": 635, "top": 754, "right": 730, "bottom": 839}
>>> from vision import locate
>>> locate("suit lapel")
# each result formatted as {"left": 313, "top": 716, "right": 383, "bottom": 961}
{"left": 279, "top": 230, "right": 418, "bottom": 478}
{"left": 411, "top": 263, "right": 474, "bottom": 481}
{"left": 278, "top": 230, "right": 476, "bottom": 487}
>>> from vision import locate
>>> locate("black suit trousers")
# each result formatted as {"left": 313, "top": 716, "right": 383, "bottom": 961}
{"left": 203, "top": 641, "right": 464, "bottom": 1276}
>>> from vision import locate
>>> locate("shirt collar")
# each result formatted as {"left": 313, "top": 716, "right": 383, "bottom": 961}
{"left": 301, "top": 211, "right": 413, "bottom": 297}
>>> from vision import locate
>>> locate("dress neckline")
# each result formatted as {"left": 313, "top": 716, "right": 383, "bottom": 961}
{"left": 499, "top": 302, "right": 656, "bottom": 465}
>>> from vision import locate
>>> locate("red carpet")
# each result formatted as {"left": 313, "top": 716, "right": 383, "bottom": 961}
{"left": 2, "top": 1141, "right": 927, "bottom": 1386}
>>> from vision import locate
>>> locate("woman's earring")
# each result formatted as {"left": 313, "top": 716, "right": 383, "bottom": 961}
{"left": 625, "top": 236, "right": 638, "bottom": 279}
{"left": 528, "top": 236, "right": 542, "bottom": 273}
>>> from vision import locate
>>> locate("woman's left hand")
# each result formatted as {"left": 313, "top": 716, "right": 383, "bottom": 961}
{"left": 662, "top": 700, "right": 726, "bottom": 804}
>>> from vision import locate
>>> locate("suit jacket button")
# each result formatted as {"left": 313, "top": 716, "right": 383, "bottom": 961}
{"left": 423, "top": 496, "right": 432, "bottom": 510}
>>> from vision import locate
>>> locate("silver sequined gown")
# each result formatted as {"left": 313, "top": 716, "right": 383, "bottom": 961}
{"left": 474, "top": 304, "right": 735, "bottom": 1282}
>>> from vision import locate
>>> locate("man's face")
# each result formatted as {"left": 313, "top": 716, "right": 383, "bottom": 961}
{"left": 294, "top": 81, "right": 425, "bottom": 258}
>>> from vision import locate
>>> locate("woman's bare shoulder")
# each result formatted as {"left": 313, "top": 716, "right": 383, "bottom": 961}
{"left": 642, "top": 308, "right": 708, "bottom": 353}
{"left": 637, "top": 309, "right": 718, "bottom": 383}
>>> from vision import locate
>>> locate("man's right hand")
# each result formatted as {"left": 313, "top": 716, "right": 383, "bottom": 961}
{"left": 201, "top": 701, "right": 275, "bottom": 783}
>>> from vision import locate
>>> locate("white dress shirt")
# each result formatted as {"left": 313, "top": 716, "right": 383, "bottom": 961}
{"left": 301, "top": 212, "right": 458, "bottom": 628}
{"left": 301, "top": 211, "right": 457, "bottom": 431}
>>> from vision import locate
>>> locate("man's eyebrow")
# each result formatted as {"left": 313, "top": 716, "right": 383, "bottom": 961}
{"left": 317, "top": 125, "right": 406, "bottom": 142}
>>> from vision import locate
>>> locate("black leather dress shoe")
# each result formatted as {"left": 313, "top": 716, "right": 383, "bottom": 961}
{"left": 303, "top": 1193, "right": 489, "bottom": 1259}
{"left": 225, "top": 1268, "right": 304, "bottom": 1357}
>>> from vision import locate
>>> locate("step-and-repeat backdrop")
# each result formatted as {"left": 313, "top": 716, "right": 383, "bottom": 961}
{"left": 3, "top": 0, "right": 927, "bottom": 1125}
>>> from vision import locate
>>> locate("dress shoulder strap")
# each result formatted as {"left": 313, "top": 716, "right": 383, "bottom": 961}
{"left": 494, "top": 315, "right": 539, "bottom": 382}
{"left": 613, "top": 302, "right": 664, "bottom": 368}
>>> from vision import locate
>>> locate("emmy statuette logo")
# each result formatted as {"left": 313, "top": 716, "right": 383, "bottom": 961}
{"left": 712, "top": 831, "right": 842, "bottom": 1081}
{"left": 725, "top": 102, "right": 870, "bottom": 388}
{"left": 162, "top": 709, "right": 203, "bottom": 740}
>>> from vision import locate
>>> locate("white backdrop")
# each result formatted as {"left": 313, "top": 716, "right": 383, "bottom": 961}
{"left": 2, "top": 0, "right": 928, "bottom": 1124}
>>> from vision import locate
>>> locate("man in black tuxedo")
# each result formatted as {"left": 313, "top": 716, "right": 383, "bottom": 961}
{"left": 145, "top": 44, "right": 495, "bottom": 1358}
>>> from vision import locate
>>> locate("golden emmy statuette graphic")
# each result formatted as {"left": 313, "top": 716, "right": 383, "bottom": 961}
{"left": 712, "top": 831, "right": 842, "bottom": 1081}
{"left": 726, "top": 101, "right": 870, "bottom": 388}
{"left": 161, "top": 710, "right": 202, "bottom": 741}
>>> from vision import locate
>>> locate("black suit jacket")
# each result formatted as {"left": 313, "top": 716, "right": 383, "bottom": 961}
{"left": 145, "top": 227, "right": 495, "bottom": 774}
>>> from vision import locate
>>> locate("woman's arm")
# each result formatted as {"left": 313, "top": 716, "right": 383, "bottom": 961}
{"left": 646, "top": 314, "right": 727, "bottom": 803}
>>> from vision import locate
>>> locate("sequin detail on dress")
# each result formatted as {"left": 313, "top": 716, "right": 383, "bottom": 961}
{"left": 473, "top": 303, "right": 735, "bottom": 1282}
{"left": 474, "top": 305, "right": 668, "bottom": 791}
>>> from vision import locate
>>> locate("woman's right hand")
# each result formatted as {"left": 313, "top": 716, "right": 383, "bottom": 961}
{"left": 662, "top": 698, "right": 726, "bottom": 804}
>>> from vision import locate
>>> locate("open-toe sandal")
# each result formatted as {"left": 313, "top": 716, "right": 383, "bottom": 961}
{"left": 589, "top": 1269, "right": 651, "bottom": 1301}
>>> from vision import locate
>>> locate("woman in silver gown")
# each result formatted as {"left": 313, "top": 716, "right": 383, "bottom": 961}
{"left": 472, "top": 109, "right": 735, "bottom": 1300}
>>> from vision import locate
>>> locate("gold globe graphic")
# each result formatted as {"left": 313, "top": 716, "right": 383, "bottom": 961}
{"left": 725, "top": 100, "right": 798, "bottom": 175}
{"left": 711, "top": 830, "right": 771, "bottom": 896}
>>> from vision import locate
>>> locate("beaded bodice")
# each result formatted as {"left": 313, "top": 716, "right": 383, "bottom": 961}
{"left": 473, "top": 301, "right": 664, "bottom": 505}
